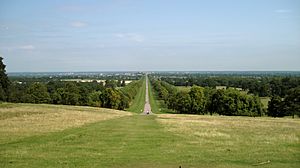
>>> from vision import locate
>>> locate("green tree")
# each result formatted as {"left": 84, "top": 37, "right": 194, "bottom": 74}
{"left": 0, "top": 57, "right": 10, "bottom": 101}
{"left": 189, "top": 86, "right": 206, "bottom": 114}
{"left": 268, "top": 96, "right": 284, "bottom": 117}
{"left": 119, "top": 92, "right": 130, "bottom": 110}
{"left": 105, "top": 80, "right": 117, "bottom": 88}
{"left": 8, "top": 83, "right": 26, "bottom": 103}
{"left": 60, "top": 83, "right": 80, "bottom": 105}
{"left": 210, "top": 89, "right": 225, "bottom": 114}
{"left": 24, "top": 83, "right": 51, "bottom": 103}
{"left": 101, "top": 88, "right": 121, "bottom": 109}
{"left": 51, "top": 91, "right": 62, "bottom": 104}
{"left": 174, "top": 91, "right": 191, "bottom": 114}
{"left": 88, "top": 91, "right": 102, "bottom": 107}
{"left": 284, "top": 87, "right": 300, "bottom": 118}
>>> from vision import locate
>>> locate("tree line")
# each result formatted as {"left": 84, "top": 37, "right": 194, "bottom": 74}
{"left": 267, "top": 87, "right": 300, "bottom": 117}
{"left": 0, "top": 57, "right": 143, "bottom": 110}
{"left": 5, "top": 79, "right": 143, "bottom": 110}
{"left": 161, "top": 76, "right": 300, "bottom": 97}
{"left": 151, "top": 77, "right": 299, "bottom": 117}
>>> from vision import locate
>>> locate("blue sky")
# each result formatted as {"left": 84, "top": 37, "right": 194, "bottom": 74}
{"left": 0, "top": 0, "right": 299, "bottom": 72}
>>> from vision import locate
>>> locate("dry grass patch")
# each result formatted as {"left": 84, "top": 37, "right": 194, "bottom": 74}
{"left": 156, "top": 114, "right": 300, "bottom": 167}
{"left": 157, "top": 114, "right": 300, "bottom": 141}
{"left": 0, "top": 103, "right": 131, "bottom": 143}
{"left": 157, "top": 114, "right": 229, "bottom": 138}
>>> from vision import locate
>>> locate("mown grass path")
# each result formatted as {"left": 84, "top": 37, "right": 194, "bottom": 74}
{"left": 0, "top": 115, "right": 184, "bottom": 167}
{"left": 126, "top": 77, "right": 146, "bottom": 113}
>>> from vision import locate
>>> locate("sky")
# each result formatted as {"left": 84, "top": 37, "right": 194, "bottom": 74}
{"left": 0, "top": 0, "right": 299, "bottom": 72}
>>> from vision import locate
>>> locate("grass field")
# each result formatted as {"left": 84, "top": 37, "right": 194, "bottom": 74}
{"left": 1, "top": 103, "right": 299, "bottom": 167}
{"left": 126, "top": 77, "right": 146, "bottom": 113}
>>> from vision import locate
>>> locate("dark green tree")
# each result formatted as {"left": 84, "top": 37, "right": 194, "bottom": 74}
{"left": 60, "top": 82, "right": 80, "bottom": 105}
{"left": 268, "top": 96, "right": 284, "bottom": 117}
{"left": 189, "top": 86, "right": 206, "bottom": 114}
{"left": 105, "top": 80, "right": 117, "bottom": 88}
{"left": 284, "top": 87, "right": 300, "bottom": 118}
{"left": 88, "top": 91, "right": 102, "bottom": 107}
{"left": 174, "top": 91, "right": 191, "bottom": 114}
{"left": 24, "top": 83, "right": 51, "bottom": 103}
{"left": 0, "top": 57, "right": 10, "bottom": 101}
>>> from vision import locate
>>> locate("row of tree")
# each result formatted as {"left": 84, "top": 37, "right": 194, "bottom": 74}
{"left": 1, "top": 57, "right": 143, "bottom": 110}
{"left": 151, "top": 78, "right": 299, "bottom": 117}
{"left": 3, "top": 78, "right": 143, "bottom": 112}
{"left": 161, "top": 76, "right": 300, "bottom": 97}
{"left": 8, "top": 79, "right": 143, "bottom": 110}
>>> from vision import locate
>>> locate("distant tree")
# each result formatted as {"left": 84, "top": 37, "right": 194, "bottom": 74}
{"left": 174, "top": 91, "right": 191, "bottom": 114}
{"left": 121, "top": 80, "right": 126, "bottom": 87}
{"left": 105, "top": 80, "right": 117, "bottom": 88}
{"left": 78, "top": 85, "right": 89, "bottom": 106}
{"left": 8, "top": 83, "right": 26, "bottom": 103}
{"left": 189, "top": 86, "right": 206, "bottom": 114}
{"left": 24, "top": 83, "right": 51, "bottom": 103}
{"left": 50, "top": 91, "right": 62, "bottom": 104}
{"left": 101, "top": 88, "right": 121, "bottom": 109}
{"left": 88, "top": 91, "right": 102, "bottom": 107}
{"left": 159, "top": 87, "right": 169, "bottom": 100}
{"left": 60, "top": 82, "right": 80, "bottom": 105}
{"left": 210, "top": 89, "right": 225, "bottom": 114}
{"left": 268, "top": 96, "right": 284, "bottom": 117}
{"left": 119, "top": 92, "right": 130, "bottom": 110}
{"left": 284, "top": 87, "right": 300, "bottom": 118}
{"left": 0, "top": 57, "right": 10, "bottom": 101}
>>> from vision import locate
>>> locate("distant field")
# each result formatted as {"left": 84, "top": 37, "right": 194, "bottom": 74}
{"left": 1, "top": 103, "right": 299, "bottom": 167}
{"left": 176, "top": 86, "right": 192, "bottom": 92}
{"left": 260, "top": 97, "right": 271, "bottom": 109}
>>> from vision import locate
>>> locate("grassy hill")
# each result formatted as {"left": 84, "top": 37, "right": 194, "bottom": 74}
{"left": 0, "top": 103, "right": 299, "bottom": 167}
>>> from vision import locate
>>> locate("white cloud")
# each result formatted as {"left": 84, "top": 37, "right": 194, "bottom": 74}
{"left": 19, "top": 45, "right": 35, "bottom": 50}
{"left": 114, "top": 33, "right": 144, "bottom": 42}
{"left": 70, "top": 21, "right": 87, "bottom": 28}
{"left": 275, "top": 9, "right": 292, "bottom": 13}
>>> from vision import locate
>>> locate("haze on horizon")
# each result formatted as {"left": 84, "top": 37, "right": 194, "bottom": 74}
{"left": 0, "top": 0, "right": 299, "bottom": 72}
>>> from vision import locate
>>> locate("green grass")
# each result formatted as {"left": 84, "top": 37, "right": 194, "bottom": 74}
{"left": 1, "top": 101, "right": 300, "bottom": 168}
{"left": 1, "top": 103, "right": 299, "bottom": 168}
{"left": 126, "top": 77, "right": 146, "bottom": 113}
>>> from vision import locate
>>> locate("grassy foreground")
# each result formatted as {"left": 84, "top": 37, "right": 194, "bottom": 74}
{"left": 0, "top": 103, "right": 299, "bottom": 167}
